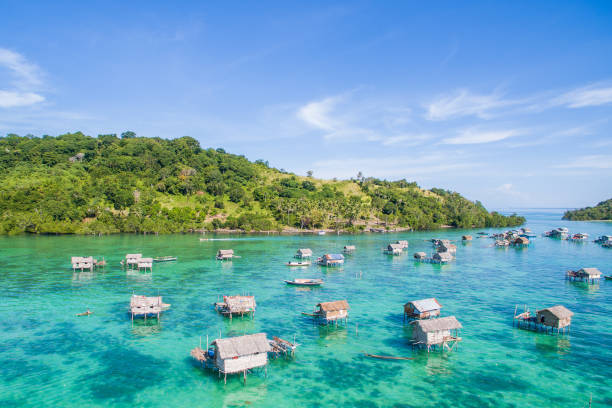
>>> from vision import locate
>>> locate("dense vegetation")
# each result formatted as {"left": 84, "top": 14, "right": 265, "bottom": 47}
{"left": 0, "top": 132, "right": 525, "bottom": 234}
{"left": 562, "top": 199, "right": 612, "bottom": 221}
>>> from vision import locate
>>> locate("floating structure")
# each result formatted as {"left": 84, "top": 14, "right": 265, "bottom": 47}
{"left": 436, "top": 242, "right": 456, "bottom": 254}
{"left": 343, "top": 245, "right": 356, "bottom": 254}
{"left": 191, "top": 333, "right": 271, "bottom": 385}
{"left": 137, "top": 257, "right": 153, "bottom": 272}
{"left": 404, "top": 298, "right": 441, "bottom": 321}
{"left": 495, "top": 239, "right": 510, "bottom": 247}
{"left": 566, "top": 267, "right": 602, "bottom": 283}
{"left": 462, "top": 235, "right": 472, "bottom": 241}
{"left": 432, "top": 251, "right": 453, "bottom": 264}
{"left": 413, "top": 252, "right": 427, "bottom": 260}
{"left": 594, "top": 235, "right": 612, "bottom": 244}
{"left": 123, "top": 253, "right": 142, "bottom": 269}
{"left": 384, "top": 243, "right": 403, "bottom": 255}
{"left": 216, "top": 249, "right": 235, "bottom": 260}
{"left": 286, "top": 260, "right": 311, "bottom": 266}
{"left": 569, "top": 233, "right": 588, "bottom": 241}
{"left": 295, "top": 248, "right": 313, "bottom": 259}
{"left": 305, "top": 300, "right": 349, "bottom": 325}
{"left": 513, "top": 305, "right": 573, "bottom": 334}
{"left": 317, "top": 253, "right": 344, "bottom": 266}
{"left": 215, "top": 295, "right": 256, "bottom": 319}
{"left": 284, "top": 278, "right": 323, "bottom": 286}
{"left": 129, "top": 294, "right": 170, "bottom": 321}
{"left": 153, "top": 256, "right": 177, "bottom": 262}
{"left": 411, "top": 316, "right": 462, "bottom": 352}
{"left": 544, "top": 227, "right": 569, "bottom": 239}
{"left": 512, "top": 236, "right": 530, "bottom": 247}
{"left": 396, "top": 240, "right": 409, "bottom": 249}
{"left": 71, "top": 256, "right": 94, "bottom": 271}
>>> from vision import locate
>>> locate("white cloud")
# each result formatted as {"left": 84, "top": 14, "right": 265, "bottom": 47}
{"left": 425, "top": 89, "right": 512, "bottom": 121}
{"left": 442, "top": 128, "right": 519, "bottom": 144}
{"left": 495, "top": 183, "right": 529, "bottom": 201}
{"left": 554, "top": 155, "right": 612, "bottom": 169}
{"left": 553, "top": 84, "right": 612, "bottom": 108}
{"left": 0, "top": 48, "right": 45, "bottom": 108}
{"left": 296, "top": 92, "right": 419, "bottom": 145}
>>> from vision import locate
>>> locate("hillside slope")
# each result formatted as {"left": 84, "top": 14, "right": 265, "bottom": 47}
{"left": 0, "top": 132, "right": 524, "bottom": 234}
{"left": 563, "top": 199, "right": 612, "bottom": 221}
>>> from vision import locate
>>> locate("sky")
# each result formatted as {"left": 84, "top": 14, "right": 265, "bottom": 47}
{"left": 1, "top": 1, "right": 611, "bottom": 209}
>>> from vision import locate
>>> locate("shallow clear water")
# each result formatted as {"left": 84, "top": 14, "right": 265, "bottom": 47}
{"left": 0, "top": 209, "right": 610, "bottom": 407}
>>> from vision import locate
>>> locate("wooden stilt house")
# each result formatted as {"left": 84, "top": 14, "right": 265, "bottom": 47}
{"left": 384, "top": 243, "right": 403, "bottom": 255}
{"left": 310, "top": 300, "right": 349, "bottom": 325}
{"left": 137, "top": 257, "right": 153, "bottom": 272}
{"left": 537, "top": 306, "right": 573, "bottom": 333}
{"left": 396, "top": 240, "right": 409, "bottom": 249}
{"left": 216, "top": 249, "right": 234, "bottom": 260}
{"left": 412, "top": 316, "right": 462, "bottom": 352}
{"left": 404, "top": 298, "right": 441, "bottom": 321}
{"left": 413, "top": 252, "right": 427, "bottom": 260}
{"left": 215, "top": 295, "right": 256, "bottom": 319}
{"left": 191, "top": 333, "right": 272, "bottom": 385}
{"left": 317, "top": 253, "right": 344, "bottom": 266}
{"left": 295, "top": 248, "right": 313, "bottom": 259}
{"left": 129, "top": 294, "right": 170, "bottom": 320}
{"left": 566, "top": 267, "right": 601, "bottom": 283}
{"left": 432, "top": 251, "right": 453, "bottom": 263}
{"left": 343, "top": 245, "right": 356, "bottom": 254}
{"left": 125, "top": 253, "right": 142, "bottom": 269}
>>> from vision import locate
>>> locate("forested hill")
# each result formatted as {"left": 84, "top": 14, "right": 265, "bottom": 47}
{"left": 563, "top": 199, "right": 612, "bottom": 221}
{"left": 0, "top": 132, "right": 525, "bottom": 234}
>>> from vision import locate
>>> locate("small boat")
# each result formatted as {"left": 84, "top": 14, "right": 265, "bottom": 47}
{"left": 317, "top": 231, "right": 326, "bottom": 235}
{"left": 363, "top": 352, "right": 414, "bottom": 361}
{"left": 153, "top": 256, "right": 177, "bottom": 262}
{"left": 286, "top": 261, "right": 311, "bottom": 266}
{"left": 76, "top": 309, "right": 93, "bottom": 317}
{"left": 605, "top": 276, "right": 612, "bottom": 280}
{"left": 284, "top": 279, "right": 323, "bottom": 286}
{"left": 477, "top": 232, "right": 488, "bottom": 235}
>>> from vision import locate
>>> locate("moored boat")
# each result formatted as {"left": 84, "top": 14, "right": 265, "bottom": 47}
{"left": 286, "top": 261, "right": 311, "bottom": 266}
{"left": 153, "top": 256, "right": 177, "bottom": 262}
{"left": 284, "top": 278, "right": 323, "bottom": 286}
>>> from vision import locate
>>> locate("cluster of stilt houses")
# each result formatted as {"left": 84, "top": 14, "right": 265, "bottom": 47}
{"left": 67, "top": 225, "right": 608, "bottom": 386}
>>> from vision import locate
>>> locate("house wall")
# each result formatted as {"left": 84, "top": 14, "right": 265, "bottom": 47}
{"left": 217, "top": 353, "right": 268, "bottom": 374}
{"left": 324, "top": 309, "right": 347, "bottom": 321}
{"left": 538, "top": 310, "right": 572, "bottom": 328}
{"left": 426, "top": 329, "right": 450, "bottom": 345}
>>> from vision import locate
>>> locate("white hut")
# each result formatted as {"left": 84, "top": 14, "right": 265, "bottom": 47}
{"left": 432, "top": 251, "right": 453, "bottom": 263}
{"left": 216, "top": 249, "right": 234, "bottom": 260}
{"left": 412, "top": 316, "right": 462, "bottom": 352}
{"left": 295, "top": 248, "right": 313, "bottom": 259}
{"left": 396, "top": 240, "right": 409, "bottom": 249}
{"left": 211, "top": 333, "right": 272, "bottom": 384}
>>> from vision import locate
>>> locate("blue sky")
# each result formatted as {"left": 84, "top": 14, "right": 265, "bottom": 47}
{"left": 1, "top": 1, "right": 611, "bottom": 208}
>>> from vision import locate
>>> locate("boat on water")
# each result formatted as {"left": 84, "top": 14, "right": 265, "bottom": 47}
{"left": 286, "top": 261, "right": 311, "bottom": 266}
{"left": 569, "top": 233, "right": 588, "bottom": 241}
{"left": 285, "top": 279, "right": 323, "bottom": 286}
{"left": 605, "top": 275, "right": 612, "bottom": 280}
{"left": 153, "top": 256, "right": 177, "bottom": 262}
{"left": 317, "top": 231, "right": 326, "bottom": 236}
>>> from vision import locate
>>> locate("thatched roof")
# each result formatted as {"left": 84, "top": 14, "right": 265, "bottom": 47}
{"left": 415, "top": 316, "right": 462, "bottom": 332}
{"left": 217, "top": 249, "right": 234, "bottom": 255}
{"left": 297, "top": 248, "right": 312, "bottom": 255}
{"left": 224, "top": 295, "right": 256, "bottom": 312}
{"left": 538, "top": 305, "right": 573, "bottom": 319}
{"left": 514, "top": 236, "right": 529, "bottom": 244}
{"left": 213, "top": 333, "right": 271, "bottom": 359}
{"left": 317, "top": 300, "right": 349, "bottom": 312}
{"left": 407, "top": 298, "right": 441, "bottom": 313}
{"left": 130, "top": 295, "right": 163, "bottom": 313}
{"left": 387, "top": 243, "right": 402, "bottom": 250}
{"left": 578, "top": 267, "right": 601, "bottom": 276}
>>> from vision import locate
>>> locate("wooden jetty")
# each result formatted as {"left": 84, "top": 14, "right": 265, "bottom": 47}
{"left": 215, "top": 295, "right": 256, "bottom": 320}
{"left": 411, "top": 316, "right": 462, "bottom": 352}
{"left": 404, "top": 298, "right": 442, "bottom": 321}
{"left": 513, "top": 304, "right": 573, "bottom": 335}
{"left": 295, "top": 248, "right": 313, "bottom": 259}
{"left": 269, "top": 336, "right": 299, "bottom": 358}
{"left": 305, "top": 300, "right": 349, "bottom": 326}
{"left": 129, "top": 294, "right": 170, "bottom": 321}
{"left": 566, "top": 268, "right": 602, "bottom": 284}
{"left": 216, "top": 249, "right": 235, "bottom": 260}
{"left": 191, "top": 333, "right": 271, "bottom": 385}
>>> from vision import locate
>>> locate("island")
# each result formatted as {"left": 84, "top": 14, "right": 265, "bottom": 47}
{"left": 563, "top": 199, "right": 612, "bottom": 221}
{"left": 0, "top": 132, "right": 525, "bottom": 234}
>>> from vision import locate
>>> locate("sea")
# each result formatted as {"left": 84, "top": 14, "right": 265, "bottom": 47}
{"left": 0, "top": 209, "right": 610, "bottom": 407}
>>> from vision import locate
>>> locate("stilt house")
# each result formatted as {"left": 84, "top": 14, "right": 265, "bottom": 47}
{"left": 295, "top": 248, "right": 313, "bottom": 259}
{"left": 412, "top": 316, "right": 462, "bottom": 352}
{"left": 536, "top": 306, "right": 573, "bottom": 330}
{"left": 212, "top": 333, "right": 271, "bottom": 384}
{"left": 216, "top": 295, "right": 256, "bottom": 319}
{"left": 216, "top": 249, "right": 234, "bottom": 260}
{"left": 314, "top": 300, "right": 349, "bottom": 324}
{"left": 404, "top": 298, "right": 441, "bottom": 320}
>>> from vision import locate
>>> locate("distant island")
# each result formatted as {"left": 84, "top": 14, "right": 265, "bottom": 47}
{"left": 0, "top": 132, "right": 525, "bottom": 235}
{"left": 563, "top": 198, "right": 612, "bottom": 221}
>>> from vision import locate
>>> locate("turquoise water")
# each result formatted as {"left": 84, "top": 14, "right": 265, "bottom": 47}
{"left": 0, "top": 209, "right": 610, "bottom": 407}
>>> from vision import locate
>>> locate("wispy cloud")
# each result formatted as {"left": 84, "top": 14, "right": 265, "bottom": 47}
{"left": 554, "top": 155, "right": 612, "bottom": 169}
{"left": 553, "top": 84, "right": 612, "bottom": 108}
{"left": 296, "top": 92, "right": 419, "bottom": 145}
{"left": 442, "top": 128, "right": 520, "bottom": 144}
{"left": 0, "top": 48, "right": 45, "bottom": 108}
{"left": 495, "top": 183, "right": 529, "bottom": 201}
{"left": 425, "top": 89, "right": 514, "bottom": 121}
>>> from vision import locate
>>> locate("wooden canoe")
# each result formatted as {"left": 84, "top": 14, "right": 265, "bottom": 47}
{"left": 285, "top": 279, "right": 323, "bottom": 286}
{"left": 363, "top": 352, "right": 414, "bottom": 360}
